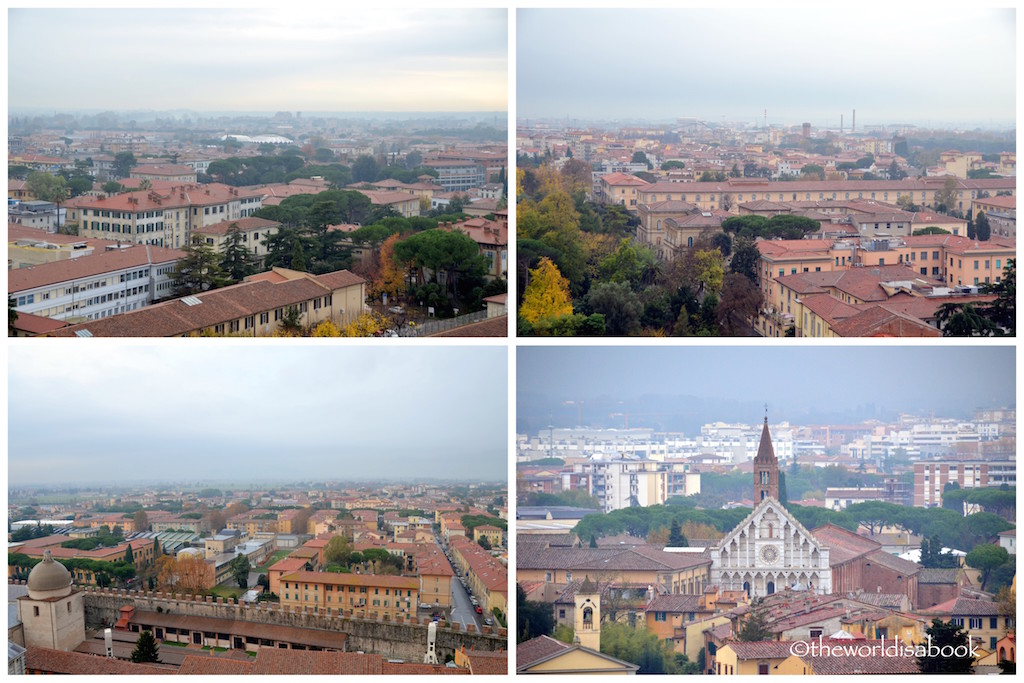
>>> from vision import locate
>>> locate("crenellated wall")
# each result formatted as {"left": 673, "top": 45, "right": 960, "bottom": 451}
{"left": 8, "top": 581, "right": 505, "bottom": 662}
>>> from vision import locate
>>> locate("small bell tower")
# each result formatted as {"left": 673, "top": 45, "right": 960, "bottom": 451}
{"left": 573, "top": 575, "right": 601, "bottom": 651}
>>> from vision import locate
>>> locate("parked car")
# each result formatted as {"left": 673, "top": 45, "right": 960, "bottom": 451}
{"left": 475, "top": 606, "right": 483, "bottom": 614}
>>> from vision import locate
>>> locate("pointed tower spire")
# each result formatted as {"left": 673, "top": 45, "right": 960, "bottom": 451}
{"left": 753, "top": 411, "right": 779, "bottom": 502}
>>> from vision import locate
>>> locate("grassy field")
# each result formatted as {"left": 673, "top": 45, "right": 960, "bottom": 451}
{"left": 209, "top": 585, "right": 246, "bottom": 600}
{"left": 255, "top": 549, "right": 291, "bottom": 572}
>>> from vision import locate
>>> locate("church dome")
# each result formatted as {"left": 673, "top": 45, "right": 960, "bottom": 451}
{"left": 27, "top": 550, "right": 72, "bottom": 597}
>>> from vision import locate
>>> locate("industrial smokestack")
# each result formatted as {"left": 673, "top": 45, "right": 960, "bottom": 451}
{"left": 104, "top": 628, "right": 114, "bottom": 658}
{"left": 853, "top": 109, "right": 856, "bottom": 132}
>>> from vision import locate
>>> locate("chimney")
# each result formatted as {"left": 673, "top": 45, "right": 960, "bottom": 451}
{"left": 105, "top": 628, "right": 114, "bottom": 658}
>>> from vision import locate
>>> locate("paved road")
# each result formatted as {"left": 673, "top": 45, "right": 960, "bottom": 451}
{"left": 448, "top": 576, "right": 480, "bottom": 630}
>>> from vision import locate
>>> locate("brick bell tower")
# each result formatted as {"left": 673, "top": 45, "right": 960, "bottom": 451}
{"left": 753, "top": 411, "right": 779, "bottom": 502}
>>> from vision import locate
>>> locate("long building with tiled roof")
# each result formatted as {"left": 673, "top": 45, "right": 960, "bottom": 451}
{"left": 47, "top": 267, "right": 365, "bottom": 337}
{"left": 73, "top": 182, "right": 264, "bottom": 249}
{"left": 9, "top": 243, "right": 185, "bottom": 322}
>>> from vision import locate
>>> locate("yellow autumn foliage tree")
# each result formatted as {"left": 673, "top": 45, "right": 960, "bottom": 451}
{"left": 339, "top": 311, "right": 392, "bottom": 337}
{"left": 311, "top": 320, "right": 341, "bottom": 337}
{"left": 369, "top": 233, "right": 408, "bottom": 302}
{"left": 520, "top": 257, "right": 572, "bottom": 323}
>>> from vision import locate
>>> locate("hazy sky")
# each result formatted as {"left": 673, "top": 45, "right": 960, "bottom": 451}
{"left": 518, "top": 346, "right": 1015, "bottom": 433}
{"left": 9, "top": 346, "right": 507, "bottom": 486}
{"left": 9, "top": 9, "right": 507, "bottom": 112}
{"left": 518, "top": 8, "right": 1016, "bottom": 126}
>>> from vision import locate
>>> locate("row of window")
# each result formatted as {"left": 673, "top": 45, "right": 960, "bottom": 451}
{"left": 282, "top": 582, "right": 412, "bottom": 597}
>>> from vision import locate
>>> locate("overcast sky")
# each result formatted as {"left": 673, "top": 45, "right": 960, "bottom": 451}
{"left": 9, "top": 346, "right": 507, "bottom": 486}
{"left": 518, "top": 8, "right": 1016, "bottom": 127}
{"left": 518, "top": 346, "right": 1015, "bottom": 434}
{"left": 9, "top": 9, "right": 507, "bottom": 113}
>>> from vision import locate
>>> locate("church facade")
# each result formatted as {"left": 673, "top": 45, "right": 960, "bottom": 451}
{"left": 711, "top": 418, "right": 832, "bottom": 598}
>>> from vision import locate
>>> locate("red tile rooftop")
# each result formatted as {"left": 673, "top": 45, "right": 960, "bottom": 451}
{"left": 8, "top": 244, "right": 186, "bottom": 293}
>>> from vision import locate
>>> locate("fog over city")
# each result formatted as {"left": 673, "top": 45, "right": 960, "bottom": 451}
{"left": 9, "top": 8, "right": 507, "bottom": 113}
{"left": 517, "top": 347, "right": 1015, "bottom": 434}
{"left": 517, "top": 8, "right": 1015, "bottom": 128}
{"left": 9, "top": 346, "right": 508, "bottom": 485}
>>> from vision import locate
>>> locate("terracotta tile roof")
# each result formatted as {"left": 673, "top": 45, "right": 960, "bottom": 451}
{"left": 178, "top": 656, "right": 255, "bottom": 674}
{"left": 355, "top": 189, "right": 419, "bottom": 205}
{"left": 517, "top": 543, "right": 710, "bottom": 574}
{"left": 50, "top": 270, "right": 362, "bottom": 337}
{"left": 25, "top": 646, "right": 171, "bottom": 674}
{"left": 811, "top": 524, "right": 881, "bottom": 565}
{"left": 639, "top": 176, "right": 1015, "bottom": 195}
{"left": 130, "top": 610, "right": 349, "bottom": 650}
{"left": 313, "top": 270, "right": 368, "bottom": 290}
{"left": 831, "top": 304, "right": 942, "bottom": 337}
{"left": 799, "top": 292, "right": 861, "bottom": 324}
{"left": 72, "top": 183, "right": 263, "bottom": 213}
{"left": 269, "top": 557, "right": 309, "bottom": 572}
{"left": 450, "top": 536, "right": 507, "bottom": 593}
{"left": 599, "top": 172, "right": 649, "bottom": 187}
{"left": 799, "top": 644, "right": 921, "bottom": 674}
{"left": 646, "top": 593, "right": 704, "bottom": 613}
{"left": 923, "top": 596, "right": 1000, "bottom": 617}
{"left": 9, "top": 244, "right": 185, "bottom": 293}
{"left": 723, "top": 640, "right": 795, "bottom": 659}
{"left": 516, "top": 635, "right": 569, "bottom": 668}
{"left": 11, "top": 311, "right": 69, "bottom": 335}
{"left": 854, "top": 592, "right": 909, "bottom": 609}
{"left": 131, "top": 164, "right": 196, "bottom": 176}
{"left": 642, "top": 199, "right": 700, "bottom": 212}
{"left": 460, "top": 648, "right": 508, "bottom": 675}
{"left": 382, "top": 660, "right": 468, "bottom": 675}
{"left": 253, "top": 650, "right": 378, "bottom": 675}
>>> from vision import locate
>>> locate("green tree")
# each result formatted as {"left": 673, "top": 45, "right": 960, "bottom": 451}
{"left": 916, "top": 619, "right": 974, "bottom": 673}
{"left": 101, "top": 181, "right": 124, "bottom": 195}
{"left": 230, "top": 554, "right": 251, "bottom": 588}
{"left": 477, "top": 535, "right": 492, "bottom": 550}
{"left": 279, "top": 305, "right": 303, "bottom": 334}
{"left": 324, "top": 535, "right": 353, "bottom": 566}
{"left": 9, "top": 298, "right": 18, "bottom": 336}
{"left": 600, "top": 622, "right": 681, "bottom": 673}
{"left": 736, "top": 599, "right": 775, "bottom": 641}
{"left": 729, "top": 237, "right": 761, "bottom": 283}
{"left": 589, "top": 534, "right": 598, "bottom": 548}
{"left": 965, "top": 544, "right": 1009, "bottom": 591}
{"left": 133, "top": 510, "right": 149, "bottom": 533}
{"left": 974, "top": 211, "right": 991, "bottom": 241}
{"left": 517, "top": 584, "right": 554, "bottom": 643}
{"left": 934, "top": 176, "right": 959, "bottom": 212}
{"left": 26, "top": 172, "right": 69, "bottom": 230}
{"left": 912, "top": 226, "right": 951, "bottom": 236}
{"left": 668, "top": 520, "right": 687, "bottom": 547}
{"left": 124, "top": 544, "right": 134, "bottom": 564}
{"left": 169, "top": 239, "right": 230, "bottom": 297}
{"left": 290, "top": 239, "right": 307, "bottom": 272}
{"left": 130, "top": 630, "right": 161, "bottom": 663}
{"left": 661, "top": 160, "right": 685, "bottom": 170}
{"left": 716, "top": 272, "right": 763, "bottom": 335}
{"left": 352, "top": 155, "right": 380, "bottom": 183}
{"left": 220, "top": 225, "right": 258, "bottom": 281}
{"left": 937, "top": 302, "right": 999, "bottom": 337}
{"left": 112, "top": 152, "right": 137, "bottom": 179}
{"left": 587, "top": 281, "right": 642, "bottom": 335}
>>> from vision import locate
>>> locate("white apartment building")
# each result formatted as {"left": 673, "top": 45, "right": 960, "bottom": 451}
{"left": 8, "top": 244, "right": 184, "bottom": 322}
